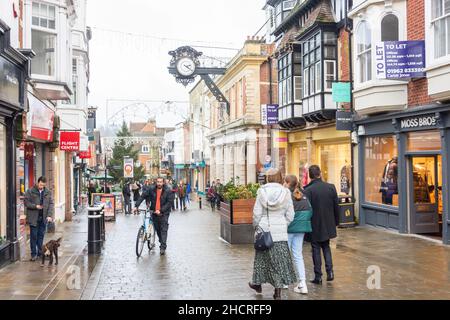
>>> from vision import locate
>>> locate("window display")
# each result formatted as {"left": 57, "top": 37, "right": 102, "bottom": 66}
{"left": 316, "top": 142, "right": 351, "bottom": 195}
{"left": 289, "top": 143, "right": 307, "bottom": 186}
{"left": 364, "top": 136, "right": 398, "bottom": 206}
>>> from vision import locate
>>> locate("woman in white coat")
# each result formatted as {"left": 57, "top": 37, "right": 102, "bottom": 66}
{"left": 248, "top": 168, "right": 298, "bottom": 300}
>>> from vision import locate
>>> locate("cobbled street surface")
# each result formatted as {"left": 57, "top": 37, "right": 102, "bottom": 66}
{"left": 82, "top": 204, "right": 450, "bottom": 300}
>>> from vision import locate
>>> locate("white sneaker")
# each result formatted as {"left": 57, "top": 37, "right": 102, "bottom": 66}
{"left": 294, "top": 281, "right": 308, "bottom": 294}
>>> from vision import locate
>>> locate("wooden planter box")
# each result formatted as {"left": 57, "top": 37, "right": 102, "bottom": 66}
{"left": 219, "top": 199, "right": 255, "bottom": 244}
{"left": 219, "top": 199, "right": 255, "bottom": 225}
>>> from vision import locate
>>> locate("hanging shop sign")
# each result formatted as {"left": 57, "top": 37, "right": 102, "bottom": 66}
{"left": 60, "top": 131, "right": 80, "bottom": 151}
{"left": 27, "top": 93, "right": 55, "bottom": 141}
{"left": 87, "top": 118, "right": 95, "bottom": 141}
{"left": 78, "top": 145, "right": 92, "bottom": 159}
{"left": 79, "top": 134, "right": 89, "bottom": 152}
{"left": 400, "top": 114, "right": 438, "bottom": 130}
{"left": 0, "top": 56, "right": 21, "bottom": 107}
{"left": 336, "top": 110, "right": 354, "bottom": 131}
{"left": 261, "top": 104, "right": 279, "bottom": 125}
{"left": 375, "top": 40, "right": 426, "bottom": 79}
{"left": 124, "top": 157, "right": 134, "bottom": 178}
{"left": 332, "top": 82, "right": 351, "bottom": 103}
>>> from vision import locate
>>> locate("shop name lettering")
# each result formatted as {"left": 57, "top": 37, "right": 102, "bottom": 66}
{"left": 61, "top": 142, "right": 79, "bottom": 150}
{"left": 401, "top": 116, "right": 437, "bottom": 129}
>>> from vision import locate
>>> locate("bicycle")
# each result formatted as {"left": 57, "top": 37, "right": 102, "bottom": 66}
{"left": 135, "top": 208, "right": 156, "bottom": 257}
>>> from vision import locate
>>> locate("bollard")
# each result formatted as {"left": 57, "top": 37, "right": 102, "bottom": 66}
{"left": 199, "top": 196, "right": 202, "bottom": 210}
{"left": 87, "top": 206, "right": 103, "bottom": 254}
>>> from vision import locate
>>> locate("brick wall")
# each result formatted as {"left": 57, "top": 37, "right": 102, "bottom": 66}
{"left": 407, "top": 0, "right": 432, "bottom": 107}
{"left": 259, "top": 57, "right": 278, "bottom": 105}
{"left": 338, "top": 27, "right": 351, "bottom": 110}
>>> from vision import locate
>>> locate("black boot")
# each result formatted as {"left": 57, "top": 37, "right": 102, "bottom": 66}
{"left": 248, "top": 282, "right": 262, "bottom": 294}
{"left": 327, "top": 271, "right": 334, "bottom": 282}
{"left": 310, "top": 277, "right": 322, "bottom": 285}
{"left": 273, "top": 288, "right": 281, "bottom": 300}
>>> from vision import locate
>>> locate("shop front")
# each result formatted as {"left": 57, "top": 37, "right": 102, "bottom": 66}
{"left": 0, "top": 20, "right": 29, "bottom": 267}
{"left": 287, "top": 124, "right": 352, "bottom": 196}
{"left": 356, "top": 105, "right": 450, "bottom": 244}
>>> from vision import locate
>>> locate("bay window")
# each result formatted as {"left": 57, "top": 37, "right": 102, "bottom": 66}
{"left": 432, "top": 0, "right": 450, "bottom": 58}
{"left": 277, "top": 50, "right": 301, "bottom": 107}
{"left": 357, "top": 21, "right": 372, "bottom": 83}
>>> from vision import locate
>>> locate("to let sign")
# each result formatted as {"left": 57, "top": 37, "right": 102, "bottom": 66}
{"left": 261, "top": 104, "right": 278, "bottom": 125}
{"left": 60, "top": 131, "right": 80, "bottom": 151}
{"left": 375, "top": 40, "right": 426, "bottom": 79}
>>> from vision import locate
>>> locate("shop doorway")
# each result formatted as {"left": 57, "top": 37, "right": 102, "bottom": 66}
{"left": 408, "top": 155, "right": 443, "bottom": 238}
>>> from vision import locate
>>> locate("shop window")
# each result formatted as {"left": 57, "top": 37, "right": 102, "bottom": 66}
{"left": 407, "top": 130, "right": 441, "bottom": 152}
{"left": 381, "top": 14, "right": 399, "bottom": 41}
{"left": 31, "top": 30, "right": 56, "bottom": 77}
{"left": 0, "top": 124, "right": 6, "bottom": 242}
{"left": 357, "top": 21, "right": 372, "bottom": 83}
{"left": 289, "top": 143, "right": 308, "bottom": 187}
{"left": 364, "top": 136, "right": 398, "bottom": 206}
{"left": 317, "top": 142, "right": 352, "bottom": 195}
{"left": 432, "top": 0, "right": 450, "bottom": 58}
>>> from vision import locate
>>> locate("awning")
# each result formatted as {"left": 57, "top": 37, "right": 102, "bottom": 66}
{"left": 31, "top": 79, "right": 72, "bottom": 101}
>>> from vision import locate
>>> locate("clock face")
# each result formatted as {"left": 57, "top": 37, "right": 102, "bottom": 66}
{"left": 176, "top": 57, "right": 196, "bottom": 77}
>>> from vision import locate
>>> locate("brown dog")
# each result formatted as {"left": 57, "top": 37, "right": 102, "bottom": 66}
{"left": 41, "top": 237, "right": 62, "bottom": 267}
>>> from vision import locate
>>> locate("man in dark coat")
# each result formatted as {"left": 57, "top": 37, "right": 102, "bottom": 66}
{"left": 122, "top": 181, "right": 132, "bottom": 215}
{"left": 24, "top": 176, "right": 54, "bottom": 261}
{"left": 303, "top": 165, "right": 339, "bottom": 284}
{"left": 133, "top": 177, "right": 174, "bottom": 255}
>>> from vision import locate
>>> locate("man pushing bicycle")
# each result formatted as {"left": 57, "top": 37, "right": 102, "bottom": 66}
{"left": 134, "top": 177, "right": 174, "bottom": 255}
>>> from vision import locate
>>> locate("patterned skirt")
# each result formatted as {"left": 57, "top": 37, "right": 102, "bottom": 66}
{"left": 252, "top": 241, "right": 298, "bottom": 288}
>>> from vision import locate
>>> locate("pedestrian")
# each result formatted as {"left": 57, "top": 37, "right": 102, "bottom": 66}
{"left": 186, "top": 181, "right": 191, "bottom": 205}
{"left": 131, "top": 181, "right": 141, "bottom": 207}
{"left": 303, "top": 165, "right": 339, "bottom": 284}
{"left": 122, "top": 181, "right": 132, "bottom": 215}
{"left": 178, "top": 180, "right": 187, "bottom": 211}
{"left": 248, "top": 168, "right": 297, "bottom": 300}
{"left": 284, "top": 175, "right": 312, "bottom": 294}
{"left": 87, "top": 182, "right": 96, "bottom": 206}
{"left": 24, "top": 176, "right": 54, "bottom": 261}
{"left": 207, "top": 182, "right": 217, "bottom": 210}
{"left": 133, "top": 177, "right": 174, "bottom": 255}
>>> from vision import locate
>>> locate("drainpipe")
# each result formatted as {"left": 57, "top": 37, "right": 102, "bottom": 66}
{"left": 344, "top": 1, "right": 356, "bottom": 205}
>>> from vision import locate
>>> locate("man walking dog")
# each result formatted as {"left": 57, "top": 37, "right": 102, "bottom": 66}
{"left": 134, "top": 177, "right": 174, "bottom": 255}
{"left": 24, "top": 176, "right": 54, "bottom": 261}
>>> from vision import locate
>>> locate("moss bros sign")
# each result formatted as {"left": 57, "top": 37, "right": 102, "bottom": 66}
{"left": 400, "top": 115, "right": 438, "bottom": 129}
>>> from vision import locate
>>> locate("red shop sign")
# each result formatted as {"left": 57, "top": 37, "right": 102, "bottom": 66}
{"left": 60, "top": 131, "right": 80, "bottom": 151}
{"left": 78, "top": 145, "right": 92, "bottom": 159}
{"left": 27, "top": 93, "right": 55, "bottom": 142}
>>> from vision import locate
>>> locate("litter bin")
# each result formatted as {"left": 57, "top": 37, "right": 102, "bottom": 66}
{"left": 87, "top": 206, "right": 103, "bottom": 254}
{"left": 338, "top": 196, "right": 355, "bottom": 228}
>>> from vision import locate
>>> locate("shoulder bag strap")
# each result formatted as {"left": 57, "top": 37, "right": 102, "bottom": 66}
{"left": 266, "top": 200, "right": 270, "bottom": 227}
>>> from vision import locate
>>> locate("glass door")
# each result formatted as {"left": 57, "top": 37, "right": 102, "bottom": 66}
{"left": 409, "top": 156, "right": 440, "bottom": 234}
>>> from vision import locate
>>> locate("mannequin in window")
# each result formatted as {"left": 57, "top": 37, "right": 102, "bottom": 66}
{"left": 301, "top": 163, "right": 309, "bottom": 188}
{"left": 340, "top": 160, "right": 351, "bottom": 195}
{"left": 379, "top": 156, "right": 398, "bottom": 205}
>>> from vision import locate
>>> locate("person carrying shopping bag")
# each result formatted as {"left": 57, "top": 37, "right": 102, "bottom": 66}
{"left": 248, "top": 168, "right": 297, "bottom": 300}
{"left": 284, "top": 175, "right": 312, "bottom": 294}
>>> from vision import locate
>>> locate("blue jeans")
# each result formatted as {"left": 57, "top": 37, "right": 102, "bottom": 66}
{"left": 288, "top": 233, "right": 306, "bottom": 281}
{"left": 30, "top": 217, "right": 47, "bottom": 257}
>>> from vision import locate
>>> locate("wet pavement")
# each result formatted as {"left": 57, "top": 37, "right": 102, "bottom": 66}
{"left": 84, "top": 203, "right": 450, "bottom": 300}
{"left": 0, "top": 210, "right": 100, "bottom": 300}
{"left": 1, "top": 202, "right": 450, "bottom": 300}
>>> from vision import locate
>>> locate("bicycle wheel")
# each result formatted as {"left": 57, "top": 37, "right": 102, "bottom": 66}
{"left": 147, "top": 222, "right": 156, "bottom": 251}
{"left": 136, "top": 226, "right": 146, "bottom": 257}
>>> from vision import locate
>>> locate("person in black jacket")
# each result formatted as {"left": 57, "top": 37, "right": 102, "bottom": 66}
{"left": 122, "top": 181, "right": 132, "bottom": 215}
{"left": 133, "top": 177, "right": 174, "bottom": 255}
{"left": 303, "top": 165, "right": 339, "bottom": 285}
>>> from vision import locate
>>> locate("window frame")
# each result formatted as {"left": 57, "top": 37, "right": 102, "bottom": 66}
{"left": 32, "top": 2, "right": 57, "bottom": 31}
{"left": 30, "top": 29, "right": 57, "bottom": 79}
{"left": 381, "top": 13, "right": 399, "bottom": 42}
{"left": 356, "top": 20, "right": 372, "bottom": 83}
{"left": 431, "top": 0, "right": 450, "bottom": 58}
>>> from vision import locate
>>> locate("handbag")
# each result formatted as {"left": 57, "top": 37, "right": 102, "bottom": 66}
{"left": 254, "top": 201, "right": 274, "bottom": 251}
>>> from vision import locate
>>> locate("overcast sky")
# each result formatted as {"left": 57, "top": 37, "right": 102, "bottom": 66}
{"left": 86, "top": 0, "right": 267, "bottom": 130}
